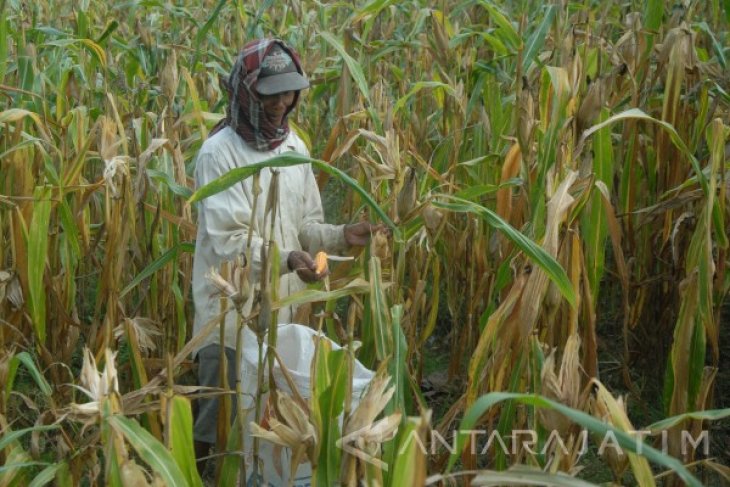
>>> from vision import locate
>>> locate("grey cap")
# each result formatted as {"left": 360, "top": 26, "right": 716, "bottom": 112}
{"left": 256, "top": 44, "right": 309, "bottom": 95}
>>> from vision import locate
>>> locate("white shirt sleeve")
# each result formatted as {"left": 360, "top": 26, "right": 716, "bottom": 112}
{"left": 297, "top": 163, "right": 348, "bottom": 255}
{"left": 194, "top": 150, "right": 288, "bottom": 277}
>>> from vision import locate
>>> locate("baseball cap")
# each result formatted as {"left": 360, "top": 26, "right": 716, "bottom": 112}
{"left": 256, "top": 44, "right": 310, "bottom": 95}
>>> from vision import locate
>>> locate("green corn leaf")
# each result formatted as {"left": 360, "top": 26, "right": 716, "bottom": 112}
{"left": 320, "top": 348, "right": 347, "bottom": 483}
{"left": 521, "top": 5, "right": 555, "bottom": 72}
{"left": 108, "top": 415, "right": 190, "bottom": 487}
{"left": 352, "top": 0, "right": 397, "bottom": 21}
{"left": 120, "top": 242, "right": 195, "bottom": 298}
{"left": 419, "top": 261, "right": 440, "bottom": 345}
{"left": 582, "top": 109, "right": 614, "bottom": 295}
{"left": 388, "top": 305, "right": 407, "bottom": 415}
{"left": 27, "top": 187, "right": 53, "bottom": 343}
{"left": 30, "top": 26, "right": 69, "bottom": 38}
{"left": 147, "top": 169, "right": 193, "bottom": 199}
{"left": 54, "top": 461, "right": 73, "bottom": 487}
{"left": 455, "top": 180, "right": 520, "bottom": 200}
{"left": 188, "top": 151, "right": 398, "bottom": 237}
{"left": 96, "top": 20, "right": 119, "bottom": 45}
{"left": 11, "top": 352, "right": 53, "bottom": 397}
{"left": 433, "top": 196, "right": 576, "bottom": 308}
{"left": 382, "top": 306, "right": 408, "bottom": 482}
{"left": 17, "top": 54, "right": 35, "bottom": 101}
{"left": 190, "top": 0, "right": 227, "bottom": 71}
{"left": 494, "top": 354, "right": 525, "bottom": 470}
{"left": 393, "top": 81, "right": 456, "bottom": 114}
{"left": 388, "top": 416, "right": 425, "bottom": 487}
{"left": 0, "top": 462, "right": 51, "bottom": 474}
{"left": 275, "top": 278, "right": 371, "bottom": 310}
{"left": 687, "top": 311, "right": 706, "bottom": 410}
{"left": 75, "top": 9, "right": 88, "bottom": 38}
{"left": 477, "top": 0, "right": 520, "bottom": 50}
{"left": 0, "top": 109, "right": 52, "bottom": 142}
{"left": 168, "top": 396, "right": 204, "bottom": 487}
{"left": 28, "top": 462, "right": 66, "bottom": 487}
{"left": 445, "top": 392, "right": 703, "bottom": 487}
{"left": 369, "top": 257, "right": 392, "bottom": 361}
{"left": 218, "top": 415, "right": 243, "bottom": 486}
{"left": 0, "top": 425, "right": 59, "bottom": 452}
{"left": 479, "top": 32, "right": 509, "bottom": 56}
{"left": 0, "top": 16, "right": 7, "bottom": 82}
{"left": 320, "top": 31, "right": 371, "bottom": 106}
{"left": 696, "top": 22, "right": 726, "bottom": 69}
{"left": 647, "top": 407, "right": 730, "bottom": 432}
{"left": 472, "top": 466, "right": 601, "bottom": 486}
{"left": 314, "top": 340, "right": 340, "bottom": 486}
{"left": 644, "top": 0, "right": 663, "bottom": 33}
{"left": 580, "top": 108, "right": 726, "bottom": 247}
{"left": 43, "top": 38, "right": 107, "bottom": 66}
{"left": 580, "top": 108, "right": 701, "bottom": 191}
{"left": 105, "top": 438, "right": 124, "bottom": 487}
{"left": 57, "top": 198, "right": 82, "bottom": 258}
{"left": 706, "top": 117, "right": 728, "bottom": 249}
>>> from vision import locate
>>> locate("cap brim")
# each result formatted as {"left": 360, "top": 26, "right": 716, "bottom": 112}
{"left": 256, "top": 72, "right": 310, "bottom": 95}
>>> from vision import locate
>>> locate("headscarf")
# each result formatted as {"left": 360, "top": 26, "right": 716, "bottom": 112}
{"left": 211, "top": 39, "right": 305, "bottom": 151}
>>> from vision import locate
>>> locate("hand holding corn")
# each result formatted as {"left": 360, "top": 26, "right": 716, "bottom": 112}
{"left": 287, "top": 250, "right": 328, "bottom": 283}
{"left": 343, "top": 222, "right": 392, "bottom": 247}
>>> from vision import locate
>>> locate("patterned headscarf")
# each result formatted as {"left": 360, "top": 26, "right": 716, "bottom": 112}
{"left": 211, "top": 39, "right": 305, "bottom": 151}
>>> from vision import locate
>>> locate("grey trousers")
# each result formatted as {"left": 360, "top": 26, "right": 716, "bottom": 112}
{"left": 193, "top": 344, "right": 237, "bottom": 444}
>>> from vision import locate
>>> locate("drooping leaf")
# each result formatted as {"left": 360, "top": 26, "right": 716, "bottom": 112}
{"left": 477, "top": 0, "right": 520, "bottom": 50}
{"left": 11, "top": 352, "right": 53, "bottom": 397}
{"left": 393, "top": 81, "right": 456, "bottom": 114}
{"left": 320, "top": 31, "right": 372, "bottom": 106}
{"left": 120, "top": 242, "right": 194, "bottom": 298}
{"left": 275, "top": 278, "right": 372, "bottom": 310}
{"left": 108, "top": 415, "right": 189, "bottom": 487}
{"left": 647, "top": 407, "right": 730, "bottom": 432}
{"left": 433, "top": 196, "right": 576, "bottom": 307}
{"left": 0, "top": 425, "right": 59, "bottom": 452}
{"left": 445, "top": 392, "right": 703, "bottom": 487}
{"left": 188, "top": 151, "right": 398, "bottom": 237}
{"left": 580, "top": 108, "right": 726, "bottom": 246}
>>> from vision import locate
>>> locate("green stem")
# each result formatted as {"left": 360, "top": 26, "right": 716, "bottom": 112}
{"left": 235, "top": 310, "right": 247, "bottom": 483}
{"left": 252, "top": 334, "right": 265, "bottom": 483}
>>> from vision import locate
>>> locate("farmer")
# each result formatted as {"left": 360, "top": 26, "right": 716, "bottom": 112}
{"left": 190, "top": 39, "right": 385, "bottom": 469}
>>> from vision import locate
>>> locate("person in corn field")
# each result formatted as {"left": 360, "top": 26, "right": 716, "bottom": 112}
{"left": 190, "top": 39, "right": 387, "bottom": 471}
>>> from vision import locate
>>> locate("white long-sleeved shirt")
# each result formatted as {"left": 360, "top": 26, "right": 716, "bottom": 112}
{"left": 191, "top": 126, "right": 348, "bottom": 354}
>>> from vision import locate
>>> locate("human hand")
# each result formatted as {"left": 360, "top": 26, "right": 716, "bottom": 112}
{"left": 343, "top": 222, "right": 392, "bottom": 247}
{"left": 287, "top": 250, "right": 327, "bottom": 283}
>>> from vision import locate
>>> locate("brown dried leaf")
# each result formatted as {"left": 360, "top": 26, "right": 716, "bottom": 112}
{"left": 576, "top": 78, "right": 603, "bottom": 134}
{"left": 539, "top": 334, "right": 583, "bottom": 435}
{"left": 516, "top": 171, "right": 577, "bottom": 342}
{"left": 397, "top": 167, "right": 418, "bottom": 222}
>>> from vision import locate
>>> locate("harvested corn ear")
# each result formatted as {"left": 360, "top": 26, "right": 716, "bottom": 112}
{"left": 314, "top": 251, "right": 328, "bottom": 274}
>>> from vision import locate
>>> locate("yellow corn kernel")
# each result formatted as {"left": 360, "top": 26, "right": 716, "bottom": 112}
{"left": 314, "top": 251, "right": 328, "bottom": 274}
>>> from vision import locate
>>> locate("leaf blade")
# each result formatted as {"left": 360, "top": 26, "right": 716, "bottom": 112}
{"left": 433, "top": 196, "right": 576, "bottom": 307}
{"left": 108, "top": 415, "right": 190, "bottom": 487}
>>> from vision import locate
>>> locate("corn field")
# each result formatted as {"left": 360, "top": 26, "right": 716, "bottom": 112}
{"left": 1, "top": 0, "right": 729, "bottom": 485}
